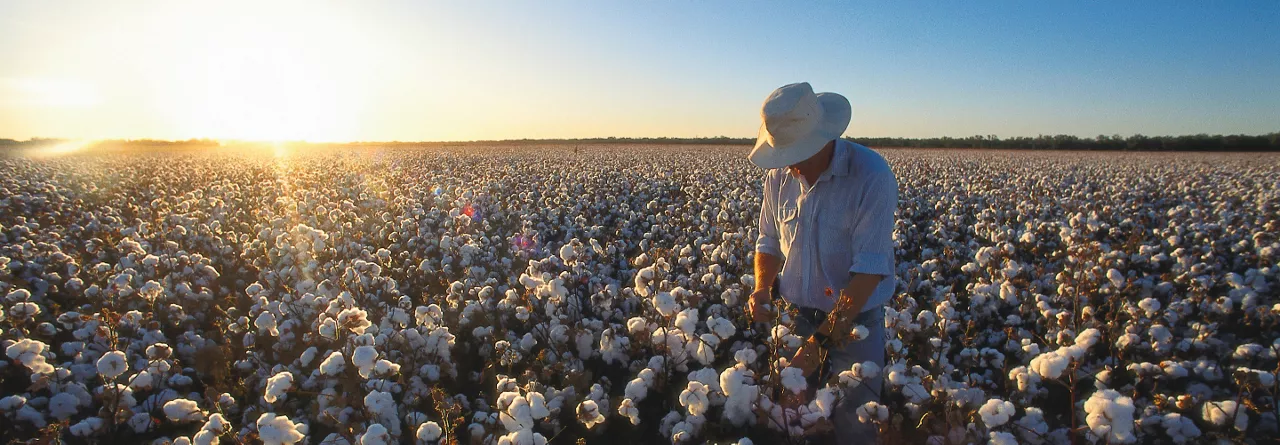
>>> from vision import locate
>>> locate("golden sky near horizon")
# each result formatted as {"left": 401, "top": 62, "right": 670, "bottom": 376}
{"left": 0, "top": 1, "right": 754, "bottom": 142}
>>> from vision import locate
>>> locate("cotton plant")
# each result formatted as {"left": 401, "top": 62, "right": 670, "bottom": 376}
{"left": 1, "top": 145, "right": 1278, "bottom": 444}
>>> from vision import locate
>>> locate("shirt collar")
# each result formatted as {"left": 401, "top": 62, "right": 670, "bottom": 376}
{"left": 811, "top": 140, "right": 852, "bottom": 186}
{"left": 829, "top": 139, "right": 852, "bottom": 177}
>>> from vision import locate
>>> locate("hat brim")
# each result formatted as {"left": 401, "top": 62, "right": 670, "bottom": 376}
{"left": 749, "top": 92, "right": 851, "bottom": 169}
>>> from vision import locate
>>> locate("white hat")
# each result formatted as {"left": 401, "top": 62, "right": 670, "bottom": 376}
{"left": 748, "top": 82, "right": 851, "bottom": 169}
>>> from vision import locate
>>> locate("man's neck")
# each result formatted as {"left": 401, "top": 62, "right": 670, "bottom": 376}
{"left": 800, "top": 144, "right": 835, "bottom": 185}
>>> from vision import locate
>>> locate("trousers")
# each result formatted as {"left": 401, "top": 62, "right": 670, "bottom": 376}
{"left": 791, "top": 304, "right": 886, "bottom": 444}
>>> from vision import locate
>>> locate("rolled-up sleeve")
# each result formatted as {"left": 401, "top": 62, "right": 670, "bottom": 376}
{"left": 755, "top": 171, "right": 783, "bottom": 258}
{"left": 848, "top": 172, "right": 897, "bottom": 276}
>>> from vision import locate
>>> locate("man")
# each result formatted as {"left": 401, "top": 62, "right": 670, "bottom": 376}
{"left": 748, "top": 82, "right": 898, "bottom": 442}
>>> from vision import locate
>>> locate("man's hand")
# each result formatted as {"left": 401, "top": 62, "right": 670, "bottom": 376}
{"left": 748, "top": 288, "right": 774, "bottom": 323}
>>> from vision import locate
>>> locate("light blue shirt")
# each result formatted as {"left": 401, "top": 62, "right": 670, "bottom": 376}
{"left": 755, "top": 139, "right": 898, "bottom": 312}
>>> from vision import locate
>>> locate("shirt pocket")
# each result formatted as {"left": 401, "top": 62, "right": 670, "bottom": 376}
{"left": 778, "top": 203, "right": 799, "bottom": 254}
{"left": 817, "top": 209, "right": 854, "bottom": 273}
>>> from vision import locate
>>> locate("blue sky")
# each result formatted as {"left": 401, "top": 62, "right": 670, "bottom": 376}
{"left": 1, "top": 1, "right": 1276, "bottom": 141}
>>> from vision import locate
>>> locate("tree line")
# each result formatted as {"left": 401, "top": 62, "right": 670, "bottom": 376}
{"left": 3, "top": 133, "right": 1278, "bottom": 152}
{"left": 846, "top": 133, "right": 1280, "bottom": 152}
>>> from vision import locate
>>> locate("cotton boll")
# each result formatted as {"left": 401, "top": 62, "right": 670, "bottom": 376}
{"left": 255, "top": 311, "right": 279, "bottom": 336}
{"left": 679, "top": 381, "right": 710, "bottom": 416}
{"left": 94, "top": 350, "right": 128, "bottom": 379}
{"left": 416, "top": 421, "right": 443, "bottom": 443}
{"left": 978, "top": 399, "right": 1015, "bottom": 427}
{"left": 263, "top": 371, "right": 294, "bottom": 404}
{"left": 780, "top": 367, "right": 807, "bottom": 394}
{"left": 163, "top": 398, "right": 204, "bottom": 422}
{"left": 1160, "top": 413, "right": 1201, "bottom": 443}
{"left": 69, "top": 416, "right": 106, "bottom": 437}
{"left": 257, "top": 413, "right": 307, "bottom": 445}
{"left": 856, "top": 401, "right": 889, "bottom": 424}
{"left": 358, "top": 423, "right": 391, "bottom": 445}
{"left": 1201, "top": 400, "right": 1248, "bottom": 432}
{"left": 1084, "top": 390, "right": 1136, "bottom": 443}
{"left": 625, "top": 378, "right": 649, "bottom": 401}
{"left": 49, "top": 392, "right": 81, "bottom": 420}
{"left": 618, "top": 398, "right": 641, "bottom": 425}
{"left": 576, "top": 400, "right": 606, "bottom": 428}
{"left": 319, "top": 351, "right": 346, "bottom": 375}
{"left": 707, "top": 315, "right": 736, "bottom": 340}
{"left": 989, "top": 431, "right": 1017, "bottom": 445}
{"left": 353, "top": 345, "right": 379, "bottom": 378}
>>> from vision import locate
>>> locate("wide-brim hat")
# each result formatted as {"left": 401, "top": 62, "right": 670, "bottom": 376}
{"left": 749, "top": 82, "right": 851, "bottom": 169}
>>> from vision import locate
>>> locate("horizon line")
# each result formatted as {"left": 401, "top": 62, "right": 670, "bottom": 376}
{"left": 4, "top": 131, "right": 1279, "bottom": 146}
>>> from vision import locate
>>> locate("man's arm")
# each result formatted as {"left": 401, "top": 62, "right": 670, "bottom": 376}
{"left": 815, "top": 171, "right": 898, "bottom": 340}
{"left": 814, "top": 273, "right": 881, "bottom": 338}
{"left": 754, "top": 252, "right": 782, "bottom": 292}
{"left": 751, "top": 171, "right": 783, "bottom": 321}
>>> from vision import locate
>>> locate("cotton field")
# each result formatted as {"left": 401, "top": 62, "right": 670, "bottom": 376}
{"left": 0, "top": 145, "right": 1276, "bottom": 445}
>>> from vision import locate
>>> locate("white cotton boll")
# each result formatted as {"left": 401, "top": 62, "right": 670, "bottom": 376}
{"left": 576, "top": 400, "right": 606, "bottom": 429}
{"left": 690, "top": 333, "right": 719, "bottom": 365}
{"left": 49, "top": 392, "right": 81, "bottom": 420}
{"left": 353, "top": 346, "right": 378, "bottom": 378}
{"left": 96, "top": 350, "right": 128, "bottom": 379}
{"left": 358, "top": 424, "right": 391, "bottom": 445}
{"left": 374, "top": 359, "right": 401, "bottom": 376}
{"left": 978, "top": 399, "right": 1015, "bottom": 427}
{"left": 652, "top": 292, "right": 679, "bottom": 317}
{"left": 989, "top": 431, "right": 1017, "bottom": 445}
{"left": 0, "top": 395, "right": 26, "bottom": 410}
{"left": 128, "top": 412, "right": 153, "bottom": 432}
{"left": 1138, "top": 298, "right": 1161, "bottom": 316}
{"left": 674, "top": 308, "right": 698, "bottom": 333}
{"left": 69, "top": 417, "right": 105, "bottom": 437}
{"left": 626, "top": 317, "right": 648, "bottom": 336}
{"left": 1016, "top": 408, "right": 1049, "bottom": 443}
{"left": 147, "top": 343, "right": 173, "bottom": 360}
{"left": 337, "top": 307, "right": 373, "bottom": 333}
{"left": 1083, "top": 389, "right": 1136, "bottom": 443}
{"left": 707, "top": 315, "right": 735, "bottom": 340}
{"left": 416, "top": 421, "right": 442, "bottom": 443}
{"left": 1161, "top": 413, "right": 1201, "bottom": 443}
{"left": 10, "top": 301, "right": 40, "bottom": 320}
{"left": 619, "top": 398, "right": 641, "bottom": 425}
{"left": 527, "top": 393, "right": 550, "bottom": 420}
{"left": 679, "top": 381, "right": 710, "bottom": 416}
{"left": 734, "top": 348, "right": 758, "bottom": 365}
{"left": 501, "top": 393, "right": 535, "bottom": 432}
{"left": 1201, "top": 400, "right": 1248, "bottom": 432}
{"left": 1029, "top": 351, "right": 1070, "bottom": 379}
{"left": 856, "top": 401, "right": 889, "bottom": 423}
{"left": 255, "top": 311, "right": 279, "bottom": 336}
{"left": 780, "top": 367, "right": 807, "bottom": 394}
{"left": 257, "top": 413, "right": 307, "bottom": 445}
{"left": 164, "top": 398, "right": 204, "bottom": 422}
{"left": 320, "top": 351, "right": 345, "bottom": 375}
{"left": 1107, "top": 269, "right": 1125, "bottom": 288}
{"left": 850, "top": 324, "right": 869, "bottom": 341}
{"left": 625, "top": 378, "right": 649, "bottom": 401}
{"left": 263, "top": 371, "right": 294, "bottom": 404}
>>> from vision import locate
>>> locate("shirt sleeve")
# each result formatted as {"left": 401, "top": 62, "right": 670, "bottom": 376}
{"left": 755, "top": 170, "right": 783, "bottom": 258}
{"left": 848, "top": 171, "right": 897, "bottom": 276}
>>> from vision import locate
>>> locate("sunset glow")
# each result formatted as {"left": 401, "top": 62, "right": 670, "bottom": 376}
{"left": 1, "top": 1, "right": 1276, "bottom": 142}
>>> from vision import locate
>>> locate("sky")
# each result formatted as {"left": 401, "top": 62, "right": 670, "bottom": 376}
{"left": 1, "top": 1, "right": 1277, "bottom": 142}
